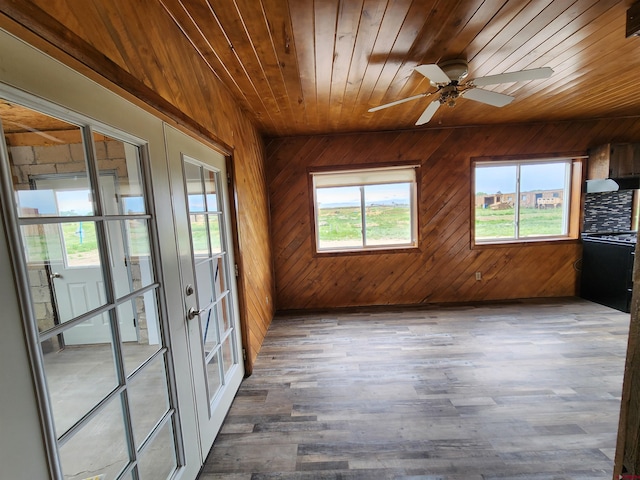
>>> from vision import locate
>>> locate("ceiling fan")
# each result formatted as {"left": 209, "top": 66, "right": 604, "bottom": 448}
{"left": 368, "top": 59, "right": 553, "bottom": 125}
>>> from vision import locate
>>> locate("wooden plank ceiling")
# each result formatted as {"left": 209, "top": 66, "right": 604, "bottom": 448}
{"left": 153, "top": 0, "right": 640, "bottom": 137}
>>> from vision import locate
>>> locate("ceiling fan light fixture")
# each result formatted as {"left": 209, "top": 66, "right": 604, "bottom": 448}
{"left": 439, "top": 86, "right": 459, "bottom": 107}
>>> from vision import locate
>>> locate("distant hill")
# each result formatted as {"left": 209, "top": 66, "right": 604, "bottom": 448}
{"left": 320, "top": 199, "right": 409, "bottom": 208}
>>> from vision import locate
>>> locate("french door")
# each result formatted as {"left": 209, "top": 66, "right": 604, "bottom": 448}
{"left": 164, "top": 125, "right": 244, "bottom": 459}
{"left": 0, "top": 27, "right": 245, "bottom": 478}
{"left": 0, "top": 97, "right": 181, "bottom": 479}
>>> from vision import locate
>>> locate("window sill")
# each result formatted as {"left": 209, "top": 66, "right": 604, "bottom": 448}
{"left": 314, "top": 244, "right": 420, "bottom": 257}
{"left": 472, "top": 236, "right": 580, "bottom": 249}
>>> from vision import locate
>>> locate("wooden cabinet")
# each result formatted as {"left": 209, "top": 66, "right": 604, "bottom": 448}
{"left": 610, "top": 143, "right": 640, "bottom": 178}
{"left": 587, "top": 143, "right": 640, "bottom": 179}
{"left": 587, "top": 144, "right": 611, "bottom": 179}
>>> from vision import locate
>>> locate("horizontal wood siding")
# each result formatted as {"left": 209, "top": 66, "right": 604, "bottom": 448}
{"left": 0, "top": 0, "right": 275, "bottom": 369}
{"left": 267, "top": 118, "right": 640, "bottom": 310}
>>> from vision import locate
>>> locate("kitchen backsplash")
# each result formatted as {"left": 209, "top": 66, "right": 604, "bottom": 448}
{"left": 583, "top": 190, "right": 634, "bottom": 233}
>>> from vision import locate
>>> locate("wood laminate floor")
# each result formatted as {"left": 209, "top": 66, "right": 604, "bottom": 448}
{"left": 198, "top": 298, "right": 630, "bottom": 480}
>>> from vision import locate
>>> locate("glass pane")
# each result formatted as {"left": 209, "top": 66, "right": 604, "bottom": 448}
{"left": 519, "top": 162, "right": 568, "bottom": 237}
{"left": 127, "top": 225, "right": 154, "bottom": 293}
{"left": 206, "top": 351, "right": 222, "bottom": 402}
{"left": 184, "top": 162, "right": 205, "bottom": 213}
{"left": 204, "top": 168, "right": 219, "bottom": 212}
{"left": 59, "top": 395, "right": 129, "bottom": 480}
{"left": 216, "top": 293, "right": 232, "bottom": 334}
{"left": 202, "top": 306, "right": 219, "bottom": 354}
{"left": 61, "top": 221, "right": 100, "bottom": 267}
{"left": 221, "top": 335, "right": 235, "bottom": 379}
{"left": 94, "top": 133, "right": 146, "bottom": 215}
{"left": 190, "top": 214, "right": 209, "bottom": 256}
{"left": 0, "top": 101, "right": 93, "bottom": 219}
{"left": 21, "top": 222, "right": 108, "bottom": 325}
{"left": 136, "top": 418, "right": 177, "bottom": 480}
{"left": 213, "top": 255, "right": 226, "bottom": 299}
{"left": 364, "top": 183, "right": 412, "bottom": 246}
{"left": 126, "top": 218, "right": 152, "bottom": 257}
{"left": 195, "top": 260, "right": 215, "bottom": 307}
{"left": 21, "top": 222, "right": 63, "bottom": 265}
{"left": 106, "top": 219, "right": 154, "bottom": 300}
{"left": 117, "top": 300, "right": 138, "bottom": 343}
{"left": 18, "top": 181, "right": 94, "bottom": 218}
{"left": 122, "top": 290, "right": 162, "bottom": 376}
{"left": 128, "top": 355, "right": 170, "bottom": 449}
{"left": 43, "top": 316, "right": 118, "bottom": 436}
{"left": 316, "top": 186, "right": 362, "bottom": 249}
{"left": 474, "top": 165, "right": 517, "bottom": 240}
{"left": 106, "top": 220, "right": 132, "bottom": 299}
{"left": 208, "top": 214, "right": 222, "bottom": 255}
{"left": 23, "top": 224, "right": 61, "bottom": 339}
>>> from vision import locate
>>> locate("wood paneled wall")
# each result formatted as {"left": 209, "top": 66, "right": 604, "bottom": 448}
{"left": 267, "top": 118, "right": 640, "bottom": 311}
{"left": 0, "top": 0, "right": 275, "bottom": 370}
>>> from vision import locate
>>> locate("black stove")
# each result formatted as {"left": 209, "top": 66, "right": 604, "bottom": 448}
{"left": 581, "top": 231, "right": 636, "bottom": 312}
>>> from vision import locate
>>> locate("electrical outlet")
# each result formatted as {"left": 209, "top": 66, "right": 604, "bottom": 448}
{"left": 475, "top": 271, "right": 482, "bottom": 281}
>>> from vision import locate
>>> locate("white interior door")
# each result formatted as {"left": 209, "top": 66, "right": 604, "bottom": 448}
{"left": 164, "top": 125, "right": 244, "bottom": 459}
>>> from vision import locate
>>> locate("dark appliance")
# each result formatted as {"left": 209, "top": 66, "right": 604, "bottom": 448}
{"left": 580, "top": 232, "right": 636, "bottom": 313}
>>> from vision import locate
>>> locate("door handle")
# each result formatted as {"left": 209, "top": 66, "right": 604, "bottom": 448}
{"left": 187, "top": 307, "right": 205, "bottom": 321}
{"left": 50, "top": 272, "right": 62, "bottom": 280}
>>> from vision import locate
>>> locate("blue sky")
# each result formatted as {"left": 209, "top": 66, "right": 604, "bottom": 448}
{"left": 17, "top": 189, "right": 94, "bottom": 215}
{"left": 18, "top": 189, "right": 149, "bottom": 215}
{"left": 475, "top": 163, "right": 566, "bottom": 194}
{"left": 317, "top": 183, "right": 410, "bottom": 206}
{"left": 188, "top": 194, "right": 218, "bottom": 212}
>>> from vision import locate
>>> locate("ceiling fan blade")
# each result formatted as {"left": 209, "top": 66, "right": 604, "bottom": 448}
{"left": 415, "top": 64, "right": 451, "bottom": 84}
{"left": 463, "top": 88, "right": 514, "bottom": 107}
{"left": 368, "top": 93, "right": 428, "bottom": 112}
{"left": 415, "top": 100, "right": 441, "bottom": 125}
{"left": 470, "top": 67, "right": 553, "bottom": 87}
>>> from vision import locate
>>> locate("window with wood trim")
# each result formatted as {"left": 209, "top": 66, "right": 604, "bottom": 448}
{"left": 311, "top": 166, "right": 418, "bottom": 252}
{"left": 473, "top": 157, "right": 581, "bottom": 244}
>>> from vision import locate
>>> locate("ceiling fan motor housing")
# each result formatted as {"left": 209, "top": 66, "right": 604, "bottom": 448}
{"left": 435, "top": 59, "right": 469, "bottom": 84}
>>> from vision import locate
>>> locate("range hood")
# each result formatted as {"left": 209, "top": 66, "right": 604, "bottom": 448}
{"left": 586, "top": 179, "right": 619, "bottom": 193}
{"left": 586, "top": 177, "right": 640, "bottom": 193}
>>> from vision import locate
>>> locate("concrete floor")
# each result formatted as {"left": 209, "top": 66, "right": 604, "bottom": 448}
{"left": 43, "top": 341, "right": 176, "bottom": 479}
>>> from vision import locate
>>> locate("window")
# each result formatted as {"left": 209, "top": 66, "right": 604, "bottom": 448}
{"left": 474, "top": 158, "right": 576, "bottom": 244}
{"left": 312, "top": 166, "right": 418, "bottom": 252}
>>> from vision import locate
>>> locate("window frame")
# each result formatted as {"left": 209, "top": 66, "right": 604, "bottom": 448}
{"left": 471, "top": 155, "right": 584, "bottom": 246}
{"left": 310, "top": 164, "right": 420, "bottom": 254}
